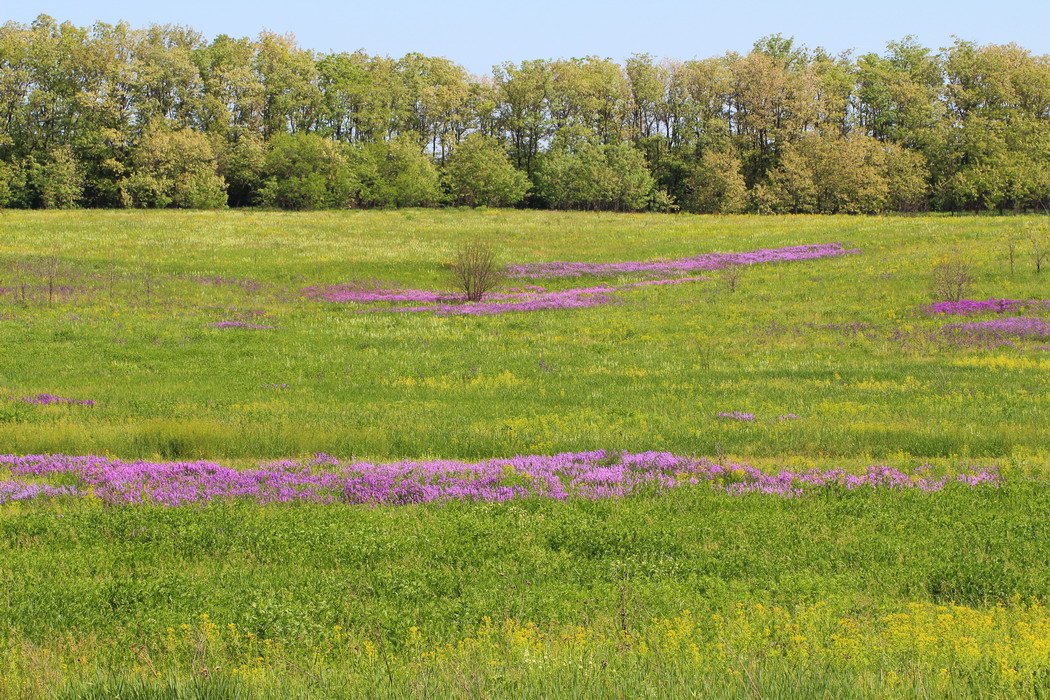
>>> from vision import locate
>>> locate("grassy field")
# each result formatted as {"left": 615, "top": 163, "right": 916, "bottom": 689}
{"left": 1, "top": 209, "right": 1049, "bottom": 697}
{"left": 0, "top": 209, "right": 1048, "bottom": 460}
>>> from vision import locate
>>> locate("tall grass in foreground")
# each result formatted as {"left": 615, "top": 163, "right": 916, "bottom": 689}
{"left": 0, "top": 481, "right": 1047, "bottom": 697}
{"left": 8, "top": 600, "right": 1047, "bottom": 698}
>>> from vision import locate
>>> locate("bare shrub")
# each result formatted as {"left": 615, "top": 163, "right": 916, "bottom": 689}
{"left": 43, "top": 256, "right": 59, "bottom": 306}
{"left": 448, "top": 238, "right": 502, "bottom": 302}
{"left": 1001, "top": 234, "right": 1018, "bottom": 276}
{"left": 718, "top": 262, "right": 746, "bottom": 293}
{"left": 931, "top": 255, "right": 973, "bottom": 302}
{"left": 1028, "top": 225, "right": 1049, "bottom": 274}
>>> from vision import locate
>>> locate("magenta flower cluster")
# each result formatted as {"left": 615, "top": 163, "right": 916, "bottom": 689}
{"left": 17, "top": 394, "right": 94, "bottom": 407}
{"left": 942, "top": 317, "right": 1050, "bottom": 339}
{"left": 718, "top": 412, "right": 756, "bottom": 421}
{"left": 0, "top": 451, "right": 1001, "bottom": 506}
{"left": 0, "top": 481, "right": 77, "bottom": 504}
{"left": 208, "top": 321, "right": 275, "bottom": 330}
{"left": 303, "top": 276, "right": 709, "bottom": 316}
{"left": 505, "top": 243, "right": 859, "bottom": 278}
{"left": 381, "top": 284, "right": 632, "bottom": 316}
{"left": 300, "top": 243, "right": 855, "bottom": 316}
{"left": 923, "top": 299, "right": 1050, "bottom": 316}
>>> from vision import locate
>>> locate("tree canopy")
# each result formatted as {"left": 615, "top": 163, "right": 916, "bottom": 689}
{"left": 2, "top": 17, "right": 1050, "bottom": 213}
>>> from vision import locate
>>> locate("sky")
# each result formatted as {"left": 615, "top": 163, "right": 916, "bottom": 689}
{"left": 7, "top": 0, "right": 1050, "bottom": 74}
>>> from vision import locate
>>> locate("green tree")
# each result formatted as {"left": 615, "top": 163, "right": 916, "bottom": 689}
{"left": 535, "top": 140, "right": 655, "bottom": 211}
{"left": 356, "top": 134, "right": 442, "bottom": 208}
{"left": 681, "top": 150, "right": 747, "bottom": 213}
{"left": 255, "top": 31, "right": 323, "bottom": 137}
{"left": 217, "top": 130, "right": 266, "bottom": 207}
{"left": 767, "top": 132, "right": 925, "bottom": 214}
{"left": 257, "top": 132, "right": 358, "bottom": 210}
{"left": 121, "top": 124, "right": 227, "bottom": 208}
{"left": 0, "top": 160, "right": 27, "bottom": 207}
{"left": 28, "top": 145, "right": 83, "bottom": 208}
{"left": 442, "top": 134, "right": 528, "bottom": 207}
{"left": 493, "top": 60, "right": 551, "bottom": 175}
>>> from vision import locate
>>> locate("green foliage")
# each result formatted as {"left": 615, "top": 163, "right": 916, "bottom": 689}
{"left": 0, "top": 160, "right": 27, "bottom": 208}
{"left": 356, "top": 134, "right": 442, "bottom": 208}
{"left": 681, "top": 150, "right": 748, "bottom": 214}
{"left": 217, "top": 131, "right": 266, "bottom": 208}
{"left": 122, "top": 125, "right": 227, "bottom": 209}
{"left": 443, "top": 134, "right": 529, "bottom": 207}
{"left": 3, "top": 17, "right": 1049, "bottom": 211}
{"left": 2, "top": 482, "right": 1049, "bottom": 696}
{"left": 27, "top": 146, "right": 83, "bottom": 209}
{"left": 257, "top": 133, "right": 357, "bottom": 210}
{"left": 535, "top": 140, "right": 655, "bottom": 211}
{"left": 766, "top": 133, "right": 927, "bottom": 214}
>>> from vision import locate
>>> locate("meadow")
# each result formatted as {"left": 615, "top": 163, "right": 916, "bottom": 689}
{"left": 1, "top": 209, "right": 1049, "bottom": 697}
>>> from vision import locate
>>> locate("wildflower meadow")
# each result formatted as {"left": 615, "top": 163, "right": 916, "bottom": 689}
{"left": 1, "top": 209, "right": 1048, "bottom": 698}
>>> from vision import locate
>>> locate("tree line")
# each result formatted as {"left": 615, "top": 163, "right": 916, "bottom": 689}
{"left": 2, "top": 15, "right": 1049, "bottom": 213}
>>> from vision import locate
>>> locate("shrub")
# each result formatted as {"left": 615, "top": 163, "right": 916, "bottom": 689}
{"left": 681, "top": 150, "right": 747, "bottom": 214}
{"left": 122, "top": 125, "right": 227, "bottom": 209}
{"left": 217, "top": 131, "right": 266, "bottom": 207}
{"left": 448, "top": 238, "right": 502, "bottom": 302}
{"left": 931, "top": 255, "right": 973, "bottom": 302}
{"left": 0, "top": 160, "right": 26, "bottom": 208}
{"left": 534, "top": 140, "right": 655, "bottom": 212}
{"left": 28, "top": 146, "right": 83, "bottom": 209}
{"left": 443, "top": 134, "right": 529, "bottom": 207}
{"left": 356, "top": 135, "right": 442, "bottom": 208}
{"left": 719, "top": 262, "right": 746, "bottom": 293}
{"left": 1028, "top": 224, "right": 1049, "bottom": 274}
{"left": 257, "top": 133, "right": 358, "bottom": 210}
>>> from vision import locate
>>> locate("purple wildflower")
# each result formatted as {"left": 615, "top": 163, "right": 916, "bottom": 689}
{"left": 18, "top": 394, "right": 94, "bottom": 407}
{"left": 942, "top": 317, "right": 1050, "bottom": 339}
{"left": 505, "top": 243, "right": 860, "bottom": 279}
{"left": 208, "top": 321, "right": 275, "bottom": 330}
{"left": 304, "top": 276, "right": 713, "bottom": 317}
{"left": 0, "top": 452, "right": 1000, "bottom": 506}
{"left": 0, "top": 481, "right": 77, "bottom": 504}
{"left": 923, "top": 299, "right": 1050, "bottom": 316}
{"left": 718, "top": 412, "right": 756, "bottom": 422}
{"left": 300, "top": 243, "right": 856, "bottom": 316}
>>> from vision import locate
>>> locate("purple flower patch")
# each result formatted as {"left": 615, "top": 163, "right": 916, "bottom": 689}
{"left": 942, "top": 317, "right": 1050, "bottom": 339}
{"left": 0, "top": 452, "right": 1003, "bottom": 506}
{"left": 923, "top": 299, "right": 1050, "bottom": 316}
{"left": 208, "top": 321, "right": 275, "bottom": 330}
{"left": 505, "top": 243, "right": 860, "bottom": 279}
{"left": 18, "top": 394, "right": 94, "bottom": 407}
{"left": 718, "top": 412, "right": 757, "bottom": 422}
{"left": 300, "top": 243, "right": 856, "bottom": 316}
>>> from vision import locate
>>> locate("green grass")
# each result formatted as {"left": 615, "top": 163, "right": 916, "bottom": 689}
{"left": 4, "top": 484, "right": 1050, "bottom": 697}
{"left": 0, "top": 209, "right": 1047, "bottom": 460}
{"left": 1, "top": 209, "right": 1049, "bottom": 697}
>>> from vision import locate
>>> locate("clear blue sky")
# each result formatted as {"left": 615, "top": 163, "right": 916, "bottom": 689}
{"left": 8, "top": 0, "right": 1049, "bottom": 74}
